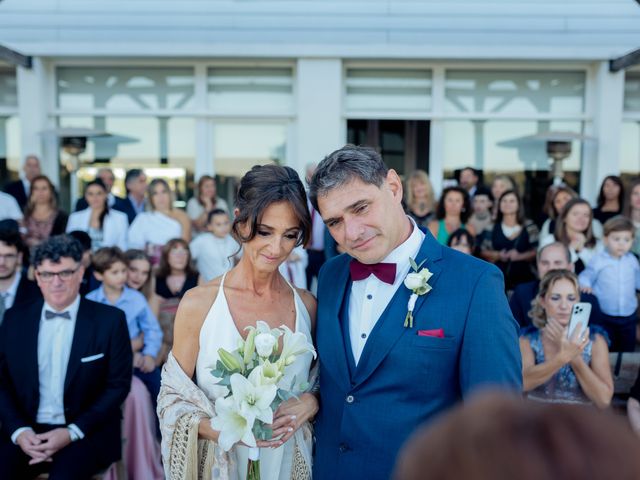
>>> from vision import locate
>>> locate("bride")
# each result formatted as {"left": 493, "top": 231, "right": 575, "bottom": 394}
{"left": 158, "top": 165, "right": 318, "bottom": 479}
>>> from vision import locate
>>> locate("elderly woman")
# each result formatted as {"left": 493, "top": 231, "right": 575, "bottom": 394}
{"left": 128, "top": 178, "right": 191, "bottom": 264}
{"left": 520, "top": 270, "right": 613, "bottom": 407}
{"left": 158, "top": 165, "right": 317, "bottom": 479}
{"left": 404, "top": 170, "right": 436, "bottom": 228}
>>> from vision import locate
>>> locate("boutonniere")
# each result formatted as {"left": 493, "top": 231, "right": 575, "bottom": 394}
{"left": 403, "top": 258, "right": 433, "bottom": 328}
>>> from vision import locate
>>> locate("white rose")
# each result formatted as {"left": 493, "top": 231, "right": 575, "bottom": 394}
{"left": 419, "top": 268, "right": 433, "bottom": 282}
{"left": 404, "top": 272, "right": 426, "bottom": 291}
{"left": 255, "top": 333, "right": 277, "bottom": 358}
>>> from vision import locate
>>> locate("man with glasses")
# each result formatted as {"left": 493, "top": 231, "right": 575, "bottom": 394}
{"left": 0, "top": 234, "right": 132, "bottom": 479}
{"left": 0, "top": 229, "right": 40, "bottom": 324}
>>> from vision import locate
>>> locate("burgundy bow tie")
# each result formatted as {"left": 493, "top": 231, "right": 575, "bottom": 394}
{"left": 349, "top": 260, "right": 396, "bottom": 284}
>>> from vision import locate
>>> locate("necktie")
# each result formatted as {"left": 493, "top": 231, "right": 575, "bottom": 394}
{"left": 349, "top": 260, "right": 396, "bottom": 284}
{"left": 45, "top": 310, "right": 71, "bottom": 320}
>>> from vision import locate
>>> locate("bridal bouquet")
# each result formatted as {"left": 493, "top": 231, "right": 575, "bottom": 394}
{"left": 210, "top": 321, "right": 316, "bottom": 480}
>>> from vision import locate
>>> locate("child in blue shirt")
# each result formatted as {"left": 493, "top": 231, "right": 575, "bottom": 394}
{"left": 579, "top": 216, "right": 640, "bottom": 352}
{"left": 87, "top": 247, "right": 163, "bottom": 406}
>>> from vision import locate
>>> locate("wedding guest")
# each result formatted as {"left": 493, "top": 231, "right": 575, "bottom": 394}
{"left": 74, "top": 168, "right": 124, "bottom": 211}
{"left": 509, "top": 242, "right": 604, "bottom": 329}
{"left": 405, "top": 169, "right": 436, "bottom": 228}
{"left": 539, "top": 185, "right": 577, "bottom": 241}
{"left": 467, "top": 186, "right": 493, "bottom": 235}
{"left": 428, "top": 186, "right": 475, "bottom": 245}
{"left": 189, "top": 209, "right": 240, "bottom": 282}
{"left": 490, "top": 174, "right": 516, "bottom": 219}
{"left": 0, "top": 235, "right": 132, "bottom": 479}
{"left": 592, "top": 175, "right": 624, "bottom": 225}
{"left": 128, "top": 178, "right": 191, "bottom": 264}
{"left": 0, "top": 229, "right": 40, "bottom": 324}
{"left": 22, "top": 175, "right": 68, "bottom": 249}
{"left": 67, "top": 230, "right": 100, "bottom": 296}
{"left": 116, "top": 169, "right": 147, "bottom": 225}
{"left": 125, "top": 249, "right": 160, "bottom": 317}
{"left": 186, "top": 175, "right": 229, "bottom": 235}
{"left": 155, "top": 239, "right": 201, "bottom": 364}
{"left": 305, "top": 162, "right": 327, "bottom": 292}
{"left": 447, "top": 228, "right": 475, "bottom": 256}
{"left": 394, "top": 392, "right": 640, "bottom": 480}
{"left": 0, "top": 192, "right": 23, "bottom": 222}
{"left": 480, "top": 190, "right": 539, "bottom": 290}
{"left": 86, "top": 247, "right": 163, "bottom": 408}
{"left": 579, "top": 217, "right": 640, "bottom": 352}
{"left": 624, "top": 179, "right": 640, "bottom": 256}
{"left": 458, "top": 166, "right": 480, "bottom": 198}
{"left": 279, "top": 245, "right": 308, "bottom": 289}
{"left": 520, "top": 270, "right": 612, "bottom": 407}
{"left": 544, "top": 198, "right": 602, "bottom": 273}
{"left": 3, "top": 154, "right": 41, "bottom": 209}
{"left": 66, "top": 179, "right": 129, "bottom": 251}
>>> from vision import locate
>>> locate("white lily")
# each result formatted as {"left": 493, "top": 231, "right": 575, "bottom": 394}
{"left": 280, "top": 326, "right": 317, "bottom": 363}
{"left": 248, "top": 360, "right": 283, "bottom": 386}
{"left": 230, "top": 373, "right": 277, "bottom": 424}
{"left": 210, "top": 396, "right": 257, "bottom": 452}
{"left": 255, "top": 332, "right": 277, "bottom": 358}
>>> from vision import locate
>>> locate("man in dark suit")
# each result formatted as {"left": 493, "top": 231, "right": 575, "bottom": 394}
{"left": 509, "top": 241, "right": 604, "bottom": 327}
{"left": 0, "top": 229, "right": 41, "bottom": 324}
{"left": 4, "top": 154, "right": 41, "bottom": 208}
{"left": 0, "top": 234, "right": 132, "bottom": 479}
{"left": 113, "top": 168, "right": 147, "bottom": 224}
{"left": 74, "top": 167, "right": 126, "bottom": 212}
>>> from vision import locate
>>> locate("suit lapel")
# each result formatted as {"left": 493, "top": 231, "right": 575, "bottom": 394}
{"left": 64, "top": 299, "right": 93, "bottom": 392}
{"left": 319, "top": 257, "right": 352, "bottom": 390}
{"left": 352, "top": 231, "right": 444, "bottom": 386}
{"left": 25, "top": 300, "right": 44, "bottom": 398}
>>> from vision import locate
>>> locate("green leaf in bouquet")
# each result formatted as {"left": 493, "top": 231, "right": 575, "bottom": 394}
{"left": 298, "top": 381, "right": 309, "bottom": 391}
{"left": 253, "top": 423, "right": 273, "bottom": 441}
{"left": 210, "top": 368, "right": 225, "bottom": 378}
{"left": 409, "top": 257, "right": 418, "bottom": 272}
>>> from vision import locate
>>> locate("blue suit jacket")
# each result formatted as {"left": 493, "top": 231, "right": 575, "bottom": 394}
{"left": 313, "top": 231, "right": 522, "bottom": 480}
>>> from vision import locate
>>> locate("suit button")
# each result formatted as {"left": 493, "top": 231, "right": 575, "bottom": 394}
{"left": 339, "top": 443, "right": 349, "bottom": 453}
{"left": 346, "top": 395, "right": 354, "bottom": 403}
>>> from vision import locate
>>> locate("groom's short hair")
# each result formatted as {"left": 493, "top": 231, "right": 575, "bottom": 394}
{"left": 308, "top": 144, "right": 389, "bottom": 212}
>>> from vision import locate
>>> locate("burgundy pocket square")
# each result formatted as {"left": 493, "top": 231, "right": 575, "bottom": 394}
{"left": 417, "top": 328, "right": 444, "bottom": 338}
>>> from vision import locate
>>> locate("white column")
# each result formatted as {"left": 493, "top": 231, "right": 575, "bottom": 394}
{"left": 581, "top": 62, "right": 625, "bottom": 204}
{"left": 429, "top": 66, "right": 446, "bottom": 198}
{"left": 16, "top": 58, "right": 58, "bottom": 185}
{"left": 295, "top": 59, "right": 343, "bottom": 179}
{"left": 193, "top": 63, "right": 211, "bottom": 180}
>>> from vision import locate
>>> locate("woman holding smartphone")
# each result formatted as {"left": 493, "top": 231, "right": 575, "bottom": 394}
{"left": 520, "top": 269, "right": 613, "bottom": 407}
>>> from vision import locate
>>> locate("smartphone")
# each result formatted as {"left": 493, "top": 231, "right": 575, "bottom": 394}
{"left": 567, "top": 302, "right": 591, "bottom": 339}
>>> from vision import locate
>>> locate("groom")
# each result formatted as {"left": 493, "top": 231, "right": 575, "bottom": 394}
{"left": 309, "top": 146, "right": 522, "bottom": 480}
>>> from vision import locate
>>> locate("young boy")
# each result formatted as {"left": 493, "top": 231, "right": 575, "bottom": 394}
{"left": 190, "top": 209, "right": 240, "bottom": 282}
{"left": 467, "top": 186, "right": 494, "bottom": 235}
{"left": 86, "top": 247, "right": 163, "bottom": 405}
{"left": 579, "top": 216, "right": 640, "bottom": 352}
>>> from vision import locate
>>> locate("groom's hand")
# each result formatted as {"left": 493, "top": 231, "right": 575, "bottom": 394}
{"left": 270, "top": 393, "right": 319, "bottom": 444}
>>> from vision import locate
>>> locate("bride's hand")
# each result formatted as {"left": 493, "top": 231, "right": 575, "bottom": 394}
{"left": 268, "top": 393, "right": 319, "bottom": 446}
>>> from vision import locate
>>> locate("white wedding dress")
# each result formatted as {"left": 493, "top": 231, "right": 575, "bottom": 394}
{"left": 196, "top": 272, "right": 314, "bottom": 479}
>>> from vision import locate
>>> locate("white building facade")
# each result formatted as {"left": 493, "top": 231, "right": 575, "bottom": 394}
{"left": 1, "top": 0, "right": 639, "bottom": 206}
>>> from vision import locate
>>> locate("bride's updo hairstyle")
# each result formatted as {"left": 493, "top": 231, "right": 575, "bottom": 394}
{"left": 232, "top": 164, "right": 311, "bottom": 247}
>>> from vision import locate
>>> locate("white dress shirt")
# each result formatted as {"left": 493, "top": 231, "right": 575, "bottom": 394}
{"left": 2, "top": 271, "right": 22, "bottom": 310}
{"left": 11, "top": 296, "right": 85, "bottom": 444}
{"left": 0, "top": 192, "right": 23, "bottom": 221}
{"left": 349, "top": 218, "right": 425, "bottom": 364}
{"left": 66, "top": 207, "right": 129, "bottom": 251}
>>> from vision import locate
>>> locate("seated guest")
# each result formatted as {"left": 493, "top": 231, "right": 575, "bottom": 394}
{"left": 539, "top": 198, "right": 602, "bottom": 273}
{"left": 66, "top": 179, "right": 129, "bottom": 251}
{"left": 592, "top": 175, "right": 624, "bottom": 225}
{"left": 86, "top": 247, "right": 163, "bottom": 408}
{"left": 0, "top": 192, "right": 23, "bottom": 222}
{"left": 3, "top": 154, "right": 41, "bottom": 209}
{"left": 489, "top": 174, "right": 516, "bottom": 220}
{"left": 539, "top": 184, "right": 577, "bottom": 239}
{"left": 394, "top": 392, "right": 640, "bottom": 480}
{"left": 427, "top": 186, "right": 475, "bottom": 245}
{"left": 128, "top": 178, "right": 191, "bottom": 264}
{"left": 467, "top": 187, "right": 493, "bottom": 236}
{"left": 186, "top": 175, "right": 229, "bottom": 235}
{"left": 155, "top": 239, "right": 201, "bottom": 364}
{"left": 509, "top": 242, "right": 604, "bottom": 328}
{"left": 520, "top": 270, "right": 613, "bottom": 407}
{"left": 189, "top": 209, "right": 240, "bottom": 282}
{"left": 74, "top": 168, "right": 123, "bottom": 211}
{"left": 404, "top": 169, "right": 436, "bottom": 228}
{"left": 115, "top": 169, "right": 147, "bottom": 225}
{"left": 579, "top": 216, "right": 640, "bottom": 352}
{"left": 479, "top": 190, "right": 539, "bottom": 290}
{"left": 0, "top": 234, "right": 132, "bottom": 479}
{"left": 125, "top": 249, "right": 160, "bottom": 317}
{"left": 447, "top": 228, "right": 476, "bottom": 256}
{"left": 22, "top": 175, "right": 68, "bottom": 249}
{"left": 0, "top": 229, "right": 40, "bottom": 324}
